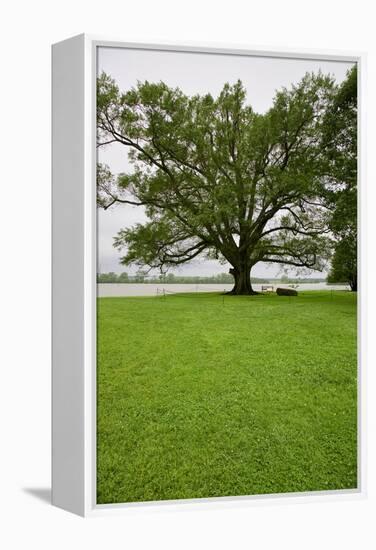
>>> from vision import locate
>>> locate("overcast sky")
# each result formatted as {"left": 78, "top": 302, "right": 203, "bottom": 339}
{"left": 97, "top": 47, "right": 354, "bottom": 277}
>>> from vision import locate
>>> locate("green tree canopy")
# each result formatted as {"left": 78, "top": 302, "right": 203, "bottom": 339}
{"left": 327, "top": 235, "right": 357, "bottom": 290}
{"left": 323, "top": 66, "right": 357, "bottom": 290}
{"left": 97, "top": 70, "right": 351, "bottom": 294}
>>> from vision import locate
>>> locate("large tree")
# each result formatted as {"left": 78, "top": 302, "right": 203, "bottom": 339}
{"left": 323, "top": 66, "right": 357, "bottom": 290}
{"left": 97, "top": 72, "right": 338, "bottom": 294}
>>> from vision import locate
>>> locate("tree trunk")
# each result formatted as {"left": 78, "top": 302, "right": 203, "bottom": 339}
{"left": 349, "top": 275, "right": 357, "bottom": 292}
{"left": 228, "top": 266, "right": 258, "bottom": 295}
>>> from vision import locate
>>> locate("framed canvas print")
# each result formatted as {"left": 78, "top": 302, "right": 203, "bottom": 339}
{"left": 52, "top": 35, "right": 365, "bottom": 516}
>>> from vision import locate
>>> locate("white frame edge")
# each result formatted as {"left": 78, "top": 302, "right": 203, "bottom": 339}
{"left": 52, "top": 34, "right": 86, "bottom": 516}
{"left": 51, "top": 34, "right": 366, "bottom": 517}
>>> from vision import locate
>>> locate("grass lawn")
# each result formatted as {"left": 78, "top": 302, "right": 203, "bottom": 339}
{"left": 97, "top": 291, "right": 357, "bottom": 504}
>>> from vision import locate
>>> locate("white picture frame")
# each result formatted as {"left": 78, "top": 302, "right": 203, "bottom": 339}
{"left": 52, "top": 34, "right": 366, "bottom": 517}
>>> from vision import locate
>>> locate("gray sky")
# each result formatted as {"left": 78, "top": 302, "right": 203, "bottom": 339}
{"left": 97, "top": 47, "right": 354, "bottom": 277}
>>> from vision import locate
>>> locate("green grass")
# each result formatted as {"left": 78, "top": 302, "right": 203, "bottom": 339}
{"left": 97, "top": 291, "right": 357, "bottom": 504}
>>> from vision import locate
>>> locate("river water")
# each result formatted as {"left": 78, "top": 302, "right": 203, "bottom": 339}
{"left": 97, "top": 282, "right": 349, "bottom": 297}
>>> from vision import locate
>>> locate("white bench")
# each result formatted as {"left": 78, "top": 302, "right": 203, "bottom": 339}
{"left": 261, "top": 285, "right": 274, "bottom": 292}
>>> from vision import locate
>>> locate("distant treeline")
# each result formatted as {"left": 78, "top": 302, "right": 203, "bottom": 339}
{"left": 97, "top": 272, "right": 327, "bottom": 284}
